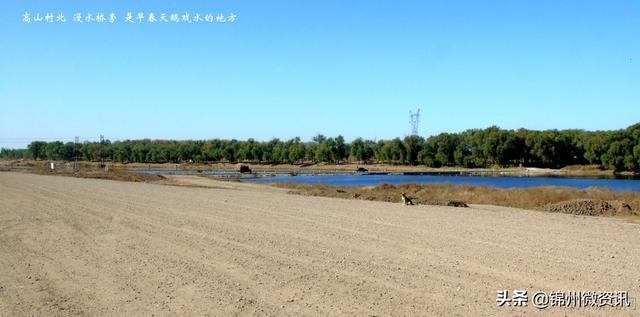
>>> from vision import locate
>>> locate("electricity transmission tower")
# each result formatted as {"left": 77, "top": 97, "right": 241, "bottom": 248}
{"left": 409, "top": 108, "right": 421, "bottom": 136}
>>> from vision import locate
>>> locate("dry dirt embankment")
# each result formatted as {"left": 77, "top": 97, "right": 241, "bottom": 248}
{"left": 0, "top": 172, "right": 639, "bottom": 316}
{"left": 277, "top": 183, "right": 640, "bottom": 219}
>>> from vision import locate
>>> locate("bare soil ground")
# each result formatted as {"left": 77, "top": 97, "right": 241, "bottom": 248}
{"left": 1, "top": 172, "right": 639, "bottom": 316}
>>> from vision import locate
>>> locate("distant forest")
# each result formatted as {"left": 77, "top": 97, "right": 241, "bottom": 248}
{"left": 2, "top": 124, "right": 640, "bottom": 171}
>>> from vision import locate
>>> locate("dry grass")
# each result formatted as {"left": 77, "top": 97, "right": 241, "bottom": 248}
{"left": 0, "top": 159, "right": 165, "bottom": 183}
{"left": 275, "top": 182, "right": 640, "bottom": 215}
{"left": 75, "top": 170, "right": 166, "bottom": 182}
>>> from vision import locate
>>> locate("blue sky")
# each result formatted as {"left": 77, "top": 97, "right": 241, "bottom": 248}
{"left": 0, "top": 0, "right": 638, "bottom": 148}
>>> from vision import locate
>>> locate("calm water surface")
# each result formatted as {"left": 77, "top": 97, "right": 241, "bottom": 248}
{"left": 132, "top": 169, "right": 640, "bottom": 192}
{"left": 241, "top": 174, "right": 640, "bottom": 192}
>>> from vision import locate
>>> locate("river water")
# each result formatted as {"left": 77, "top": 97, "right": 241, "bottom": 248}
{"left": 132, "top": 169, "right": 640, "bottom": 192}
{"left": 241, "top": 174, "right": 640, "bottom": 192}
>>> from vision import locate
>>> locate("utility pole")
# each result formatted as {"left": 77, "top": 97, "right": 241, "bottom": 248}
{"left": 73, "top": 136, "right": 79, "bottom": 173}
{"left": 409, "top": 108, "right": 421, "bottom": 136}
{"left": 99, "top": 134, "right": 104, "bottom": 167}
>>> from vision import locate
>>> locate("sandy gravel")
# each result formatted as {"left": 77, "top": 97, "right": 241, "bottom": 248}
{"left": 0, "top": 172, "right": 638, "bottom": 316}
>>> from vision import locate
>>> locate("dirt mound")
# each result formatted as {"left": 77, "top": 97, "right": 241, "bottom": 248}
{"left": 414, "top": 199, "right": 469, "bottom": 208}
{"left": 543, "top": 199, "right": 635, "bottom": 216}
{"left": 446, "top": 200, "right": 469, "bottom": 208}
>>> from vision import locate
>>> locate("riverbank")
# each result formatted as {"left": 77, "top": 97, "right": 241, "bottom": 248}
{"left": 0, "top": 159, "right": 629, "bottom": 179}
{"left": 121, "top": 162, "right": 623, "bottom": 178}
{"left": 274, "top": 182, "right": 639, "bottom": 220}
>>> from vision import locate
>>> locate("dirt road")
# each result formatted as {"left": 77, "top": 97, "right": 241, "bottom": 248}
{"left": 0, "top": 172, "right": 638, "bottom": 316}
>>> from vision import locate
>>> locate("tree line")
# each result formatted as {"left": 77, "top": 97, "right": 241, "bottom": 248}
{"left": 2, "top": 123, "right": 640, "bottom": 171}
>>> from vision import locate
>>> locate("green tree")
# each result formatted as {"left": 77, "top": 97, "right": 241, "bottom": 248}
{"left": 315, "top": 141, "right": 331, "bottom": 162}
{"left": 45, "top": 141, "right": 64, "bottom": 160}
{"left": 27, "top": 141, "right": 48, "bottom": 160}
{"left": 602, "top": 139, "right": 632, "bottom": 171}
{"left": 113, "top": 141, "right": 132, "bottom": 163}
{"left": 379, "top": 138, "right": 406, "bottom": 164}
{"left": 403, "top": 135, "right": 425, "bottom": 165}
{"left": 334, "top": 135, "right": 347, "bottom": 163}
{"left": 350, "top": 138, "right": 374, "bottom": 163}
{"left": 288, "top": 138, "right": 306, "bottom": 164}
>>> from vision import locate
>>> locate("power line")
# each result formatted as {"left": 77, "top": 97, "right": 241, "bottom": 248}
{"left": 0, "top": 138, "right": 101, "bottom": 143}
